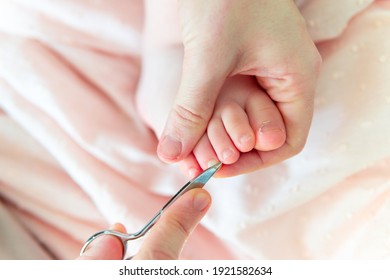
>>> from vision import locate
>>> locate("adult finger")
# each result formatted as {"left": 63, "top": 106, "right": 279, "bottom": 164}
{"left": 133, "top": 188, "right": 211, "bottom": 260}
{"left": 256, "top": 52, "right": 320, "bottom": 160}
{"left": 156, "top": 51, "right": 229, "bottom": 163}
{"left": 77, "top": 223, "right": 125, "bottom": 260}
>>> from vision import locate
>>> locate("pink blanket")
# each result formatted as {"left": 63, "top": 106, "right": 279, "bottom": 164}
{"left": 1, "top": 0, "right": 390, "bottom": 259}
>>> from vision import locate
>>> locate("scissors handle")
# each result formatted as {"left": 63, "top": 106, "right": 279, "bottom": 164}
{"left": 80, "top": 229, "right": 131, "bottom": 258}
{"left": 79, "top": 162, "right": 222, "bottom": 258}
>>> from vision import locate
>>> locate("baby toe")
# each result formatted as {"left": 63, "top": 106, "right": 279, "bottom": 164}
{"left": 246, "top": 92, "right": 286, "bottom": 151}
{"left": 193, "top": 134, "right": 219, "bottom": 170}
{"left": 207, "top": 117, "right": 240, "bottom": 164}
{"left": 220, "top": 102, "right": 256, "bottom": 153}
{"left": 179, "top": 154, "right": 202, "bottom": 179}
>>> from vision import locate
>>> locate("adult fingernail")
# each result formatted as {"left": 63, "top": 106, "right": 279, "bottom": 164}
{"left": 193, "top": 191, "right": 211, "bottom": 212}
{"left": 158, "top": 135, "right": 182, "bottom": 161}
{"left": 109, "top": 223, "right": 126, "bottom": 232}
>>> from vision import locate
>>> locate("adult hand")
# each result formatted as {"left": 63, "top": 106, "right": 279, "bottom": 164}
{"left": 157, "top": 0, "right": 321, "bottom": 175}
{"left": 77, "top": 189, "right": 211, "bottom": 260}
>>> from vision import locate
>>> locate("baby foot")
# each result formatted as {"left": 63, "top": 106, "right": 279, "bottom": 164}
{"left": 181, "top": 75, "right": 287, "bottom": 176}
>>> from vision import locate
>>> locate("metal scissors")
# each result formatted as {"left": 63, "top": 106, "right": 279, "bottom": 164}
{"left": 80, "top": 162, "right": 222, "bottom": 259}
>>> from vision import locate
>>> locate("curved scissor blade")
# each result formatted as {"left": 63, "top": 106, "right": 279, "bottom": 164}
{"left": 185, "top": 161, "right": 222, "bottom": 190}
{"left": 136, "top": 162, "right": 222, "bottom": 237}
{"left": 161, "top": 162, "right": 222, "bottom": 212}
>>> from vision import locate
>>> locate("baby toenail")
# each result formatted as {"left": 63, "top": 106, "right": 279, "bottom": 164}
{"left": 259, "top": 121, "right": 284, "bottom": 133}
{"left": 207, "top": 159, "right": 219, "bottom": 168}
{"left": 188, "top": 168, "right": 198, "bottom": 179}
{"left": 221, "top": 149, "right": 234, "bottom": 162}
{"left": 239, "top": 134, "right": 253, "bottom": 145}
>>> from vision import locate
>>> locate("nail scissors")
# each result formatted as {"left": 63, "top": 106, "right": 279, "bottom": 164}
{"left": 80, "top": 162, "right": 222, "bottom": 259}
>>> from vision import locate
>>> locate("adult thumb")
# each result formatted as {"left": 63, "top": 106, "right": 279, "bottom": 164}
{"left": 133, "top": 189, "right": 212, "bottom": 260}
{"left": 157, "top": 54, "right": 226, "bottom": 163}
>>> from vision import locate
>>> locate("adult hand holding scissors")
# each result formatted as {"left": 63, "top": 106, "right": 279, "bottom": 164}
{"left": 77, "top": 188, "right": 211, "bottom": 260}
{"left": 78, "top": 162, "right": 220, "bottom": 260}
